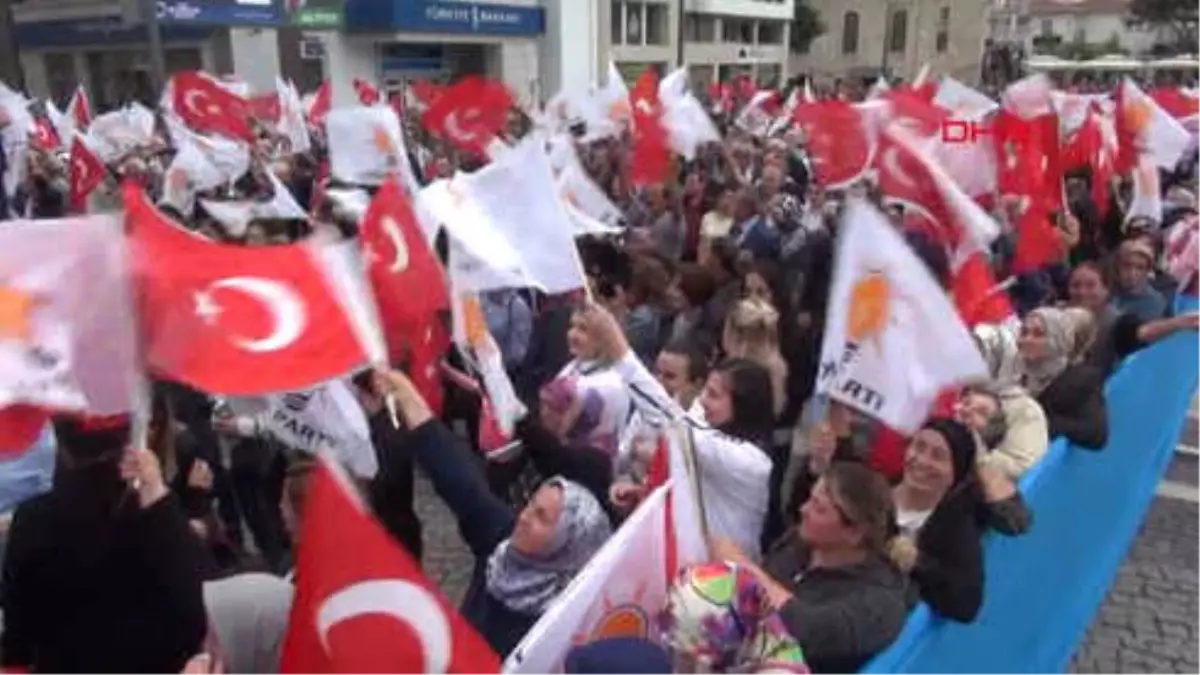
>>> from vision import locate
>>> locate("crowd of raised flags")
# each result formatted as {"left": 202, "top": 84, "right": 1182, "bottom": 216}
{"left": 0, "top": 58, "right": 1192, "bottom": 674}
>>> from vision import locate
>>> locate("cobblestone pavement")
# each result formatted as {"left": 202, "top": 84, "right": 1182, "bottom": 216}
{"left": 1070, "top": 413, "right": 1200, "bottom": 667}
{"left": 415, "top": 469, "right": 474, "bottom": 606}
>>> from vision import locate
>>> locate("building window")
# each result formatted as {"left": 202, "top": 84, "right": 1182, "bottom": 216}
{"left": 686, "top": 14, "right": 716, "bottom": 42}
{"left": 841, "top": 11, "right": 859, "bottom": 54}
{"left": 758, "top": 21, "right": 784, "bottom": 45}
{"left": 936, "top": 7, "right": 950, "bottom": 53}
{"left": 757, "top": 64, "right": 781, "bottom": 87}
{"left": 1040, "top": 18, "right": 1052, "bottom": 36}
{"left": 611, "top": 2, "right": 624, "bottom": 45}
{"left": 1073, "top": 26, "right": 1086, "bottom": 42}
{"left": 645, "top": 3, "right": 668, "bottom": 45}
{"left": 889, "top": 10, "right": 907, "bottom": 52}
{"left": 625, "top": 2, "right": 644, "bottom": 45}
{"left": 723, "top": 17, "right": 755, "bottom": 44}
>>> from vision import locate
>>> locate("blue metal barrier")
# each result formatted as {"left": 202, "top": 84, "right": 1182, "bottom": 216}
{"left": 863, "top": 298, "right": 1199, "bottom": 674}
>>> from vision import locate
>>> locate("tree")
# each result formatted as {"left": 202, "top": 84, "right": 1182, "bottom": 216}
{"left": 790, "top": 1, "right": 826, "bottom": 53}
{"left": 1126, "top": 0, "right": 1198, "bottom": 51}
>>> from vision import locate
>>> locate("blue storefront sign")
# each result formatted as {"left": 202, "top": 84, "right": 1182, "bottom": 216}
{"left": 16, "top": 15, "right": 213, "bottom": 48}
{"left": 345, "top": 0, "right": 544, "bottom": 36}
{"left": 157, "top": 0, "right": 284, "bottom": 26}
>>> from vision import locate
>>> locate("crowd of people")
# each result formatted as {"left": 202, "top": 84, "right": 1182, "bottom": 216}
{"left": 0, "top": 65, "right": 1196, "bottom": 675}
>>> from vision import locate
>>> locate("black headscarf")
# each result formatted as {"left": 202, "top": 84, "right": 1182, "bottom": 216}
{"left": 921, "top": 418, "right": 977, "bottom": 486}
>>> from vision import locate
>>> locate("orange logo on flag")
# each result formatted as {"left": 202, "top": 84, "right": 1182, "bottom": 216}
{"left": 847, "top": 271, "right": 904, "bottom": 351}
{"left": 1124, "top": 99, "right": 1152, "bottom": 135}
{"left": 372, "top": 125, "right": 398, "bottom": 163}
{"left": 461, "top": 296, "right": 489, "bottom": 347}
{"left": 0, "top": 286, "right": 39, "bottom": 343}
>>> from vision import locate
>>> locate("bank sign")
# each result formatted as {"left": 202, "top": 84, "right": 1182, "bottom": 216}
{"left": 157, "top": 0, "right": 284, "bottom": 26}
{"left": 346, "top": 0, "right": 544, "bottom": 36}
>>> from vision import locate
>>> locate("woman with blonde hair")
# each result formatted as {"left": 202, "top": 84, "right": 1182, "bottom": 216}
{"left": 722, "top": 298, "right": 788, "bottom": 418}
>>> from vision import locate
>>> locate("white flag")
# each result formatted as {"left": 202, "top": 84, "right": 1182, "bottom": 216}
{"left": 201, "top": 166, "right": 308, "bottom": 237}
{"left": 504, "top": 480, "right": 706, "bottom": 673}
{"left": 659, "top": 68, "right": 721, "bottom": 159}
{"left": 88, "top": 103, "right": 157, "bottom": 163}
{"left": 0, "top": 216, "right": 136, "bottom": 414}
{"left": 934, "top": 77, "right": 998, "bottom": 120}
{"left": 818, "top": 199, "right": 987, "bottom": 432}
{"left": 276, "top": 77, "right": 311, "bottom": 155}
{"left": 264, "top": 380, "right": 378, "bottom": 479}
{"left": 326, "top": 105, "right": 420, "bottom": 192}
{"left": 1119, "top": 77, "right": 1192, "bottom": 170}
{"left": 1125, "top": 155, "right": 1163, "bottom": 224}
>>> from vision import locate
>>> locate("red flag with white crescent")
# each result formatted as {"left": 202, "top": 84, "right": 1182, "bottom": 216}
{"left": 420, "top": 76, "right": 513, "bottom": 156}
{"left": 307, "top": 81, "right": 332, "bottom": 128}
{"left": 125, "top": 183, "right": 384, "bottom": 395}
{"left": 69, "top": 136, "right": 106, "bottom": 213}
{"left": 248, "top": 92, "right": 282, "bottom": 123}
{"left": 358, "top": 178, "right": 450, "bottom": 412}
{"left": 68, "top": 86, "right": 92, "bottom": 131}
{"left": 281, "top": 453, "right": 500, "bottom": 673}
{"left": 172, "top": 71, "right": 255, "bottom": 143}
{"left": 31, "top": 117, "right": 61, "bottom": 151}
{"left": 792, "top": 100, "right": 873, "bottom": 189}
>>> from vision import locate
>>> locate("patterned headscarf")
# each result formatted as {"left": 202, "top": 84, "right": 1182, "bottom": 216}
{"left": 485, "top": 477, "right": 612, "bottom": 615}
{"left": 1020, "top": 307, "right": 1074, "bottom": 396}
{"left": 659, "top": 562, "right": 809, "bottom": 673}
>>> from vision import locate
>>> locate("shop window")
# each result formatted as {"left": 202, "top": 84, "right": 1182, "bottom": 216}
{"left": 841, "top": 11, "right": 859, "bottom": 54}
{"left": 758, "top": 21, "right": 784, "bottom": 45}
{"left": 890, "top": 10, "right": 907, "bottom": 53}
{"left": 937, "top": 7, "right": 950, "bottom": 53}
{"left": 612, "top": 2, "right": 624, "bottom": 45}
{"left": 645, "top": 3, "right": 668, "bottom": 46}
{"left": 686, "top": 14, "right": 716, "bottom": 42}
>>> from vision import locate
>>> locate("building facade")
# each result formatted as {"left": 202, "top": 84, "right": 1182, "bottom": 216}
{"left": 788, "top": 0, "right": 992, "bottom": 85}
{"left": 1025, "top": 0, "right": 1162, "bottom": 57}
{"left": 11, "top": 0, "right": 284, "bottom": 108}
{"left": 600, "top": 0, "right": 795, "bottom": 90}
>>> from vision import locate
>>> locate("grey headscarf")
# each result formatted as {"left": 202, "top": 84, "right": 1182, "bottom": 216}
{"left": 485, "top": 476, "right": 612, "bottom": 614}
{"left": 973, "top": 323, "right": 1022, "bottom": 396}
{"left": 1019, "top": 307, "right": 1073, "bottom": 396}
{"left": 203, "top": 573, "right": 293, "bottom": 674}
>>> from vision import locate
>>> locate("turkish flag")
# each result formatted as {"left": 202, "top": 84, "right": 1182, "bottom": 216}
{"left": 125, "top": 183, "right": 385, "bottom": 395}
{"left": 248, "top": 92, "right": 282, "bottom": 123}
{"left": 69, "top": 136, "right": 106, "bottom": 213}
{"left": 0, "top": 406, "right": 50, "bottom": 455}
{"left": 68, "top": 86, "right": 92, "bottom": 131}
{"left": 308, "top": 81, "right": 332, "bottom": 128}
{"left": 359, "top": 178, "right": 449, "bottom": 412}
{"left": 628, "top": 69, "right": 671, "bottom": 187}
{"left": 172, "top": 71, "right": 255, "bottom": 143}
{"left": 281, "top": 454, "right": 500, "bottom": 673}
{"left": 353, "top": 79, "right": 381, "bottom": 106}
{"left": 31, "top": 117, "right": 61, "bottom": 151}
{"left": 408, "top": 79, "right": 444, "bottom": 112}
{"left": 421, "top": 76, "right": 513, "bottom": 156}
{"left": 952, "top": 252, "right": 1014, "bottom": 328}
{"left": 792, "top": 101, "right": 872, "bottom": 188}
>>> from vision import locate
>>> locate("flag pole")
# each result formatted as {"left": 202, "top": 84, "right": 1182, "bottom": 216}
{"left": 142, "top": 0, "right": 168, "bottom": 95}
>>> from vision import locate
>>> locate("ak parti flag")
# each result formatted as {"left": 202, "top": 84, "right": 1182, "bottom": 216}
{"left": 282, "top": 453, "right": 499, "bottom": 673}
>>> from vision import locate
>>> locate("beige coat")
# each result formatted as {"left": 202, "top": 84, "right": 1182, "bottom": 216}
{"left": 977, "top": 391, "right": 1050, "bottom": 480}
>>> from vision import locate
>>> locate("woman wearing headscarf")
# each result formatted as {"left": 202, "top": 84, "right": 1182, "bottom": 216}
{"left": 583, "top": 303, "right": 775, "bottom": 561}
{"left": 1017, "top": 307, "right": 1109, "bottom": 449}
{"left": 971, "top": 324, "right": 1051, "bottom": 479}
{"left": 372, "top": 368, "right": 613, "bottom": 657}
{"left": 886, "top": 419, "right": 986, "bottom": 623}
{"left": 1, "top": 416, "right": 208, "bottom": 673}
{"left": 1067, "top": 261, "right": 1198, "bottom": 377}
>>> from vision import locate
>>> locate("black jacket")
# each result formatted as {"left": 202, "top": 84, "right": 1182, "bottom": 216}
{"left": 1, "top": 478, "right": 208, "bottom": 672}
{"left": 367, "top": 410, "right": 423, "bottom": 561}
{"left": 1036, "top": 363, "right": 1109, "bottom": 449}
{"left": 908, "top": 485, "right": 985, "bottom": 624}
